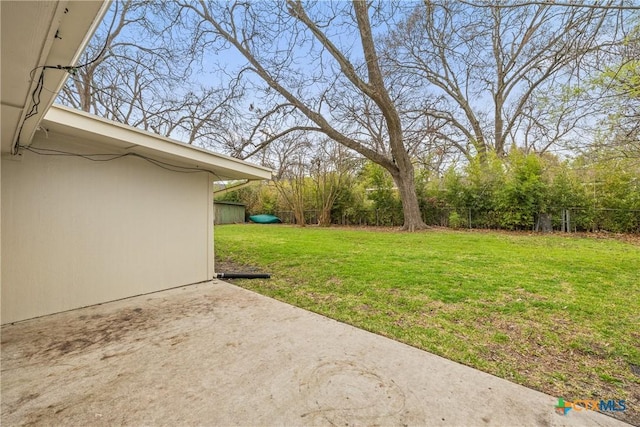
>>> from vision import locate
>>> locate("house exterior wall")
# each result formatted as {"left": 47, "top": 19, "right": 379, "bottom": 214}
{"left": 1, "top": 133, "right": 214, "bottom": 324}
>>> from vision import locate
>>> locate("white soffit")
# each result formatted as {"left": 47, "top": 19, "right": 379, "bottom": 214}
{"left": 1, "top": 1, "right": 110, "bottom": 154}
{"left": 40, "top": 105, "right": 273, "bottom": 181}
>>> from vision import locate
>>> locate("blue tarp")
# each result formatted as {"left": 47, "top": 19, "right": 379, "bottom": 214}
{"left": 249, "top": 214, "right": 282, "bottom": 224}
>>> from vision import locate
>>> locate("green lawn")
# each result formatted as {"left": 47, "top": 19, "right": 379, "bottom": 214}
{"left": 215, "top": 224, "right": 640, "bottom": 423}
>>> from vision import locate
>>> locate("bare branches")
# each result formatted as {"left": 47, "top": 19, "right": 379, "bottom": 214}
{"left": 458, "top": 1, "right": 640, "bottom": 11}
{"left": 171, "top": 0, "right": 428, "bottom": 229}
{"left": 241, "top": 126, "right": 323, "bottom": 160}
{"left": 56, "top": 0, "right": 247, "bottom": 154}
{"left": 310, "top": 139, "right": 358, "bottom": 226}
{"left": 385, "top": 0, "right": 627, "bottom": 159}
{"left": 589, "top": 33, "right": 640, "bottom": 158}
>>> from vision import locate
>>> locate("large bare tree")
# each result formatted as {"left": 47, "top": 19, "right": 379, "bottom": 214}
{"left": 168, "top": 0, "right": 430, "bottom": 230}
{"left": 384, "top": 0, "right": 627, "bottom": 161}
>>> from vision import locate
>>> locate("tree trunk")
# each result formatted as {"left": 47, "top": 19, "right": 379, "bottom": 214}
{"left": 293, "top": 183, "right": 306, "bottom": 227}
{"left": 390, "top": 167, "right": 428, "bottom": 231}
{"left": 318, "top": 208, "right": 332, "bottom": 227}
{"left": 294, "top": 207, "right": 306, "bottom": 227}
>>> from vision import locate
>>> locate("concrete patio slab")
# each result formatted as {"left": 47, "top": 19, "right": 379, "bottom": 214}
{"left": 1, "top": 281, "right": 630, "bottom": 426}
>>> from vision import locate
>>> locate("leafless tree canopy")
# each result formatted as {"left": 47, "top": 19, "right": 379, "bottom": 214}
{"left": 384, "top": 0, "right": 628, "bottom": 160}
{"left": 58, "top": 0, "right": 245, "bottom": 153}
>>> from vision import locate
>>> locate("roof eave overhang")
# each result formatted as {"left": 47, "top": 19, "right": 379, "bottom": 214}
{"left": 40, "top": 105, "right": 273, "bottom": 181}
{"left": 2, "top": 1, "right": 111, "bottom": 154}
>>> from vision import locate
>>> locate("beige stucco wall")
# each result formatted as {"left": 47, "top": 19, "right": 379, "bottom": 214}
{"left": 1, "top": 133, "right": 214, "bottom": 324}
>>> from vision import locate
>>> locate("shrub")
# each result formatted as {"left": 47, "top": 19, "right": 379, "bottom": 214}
{"left": 448, "top": 211, "right": 467, "bottom": 229}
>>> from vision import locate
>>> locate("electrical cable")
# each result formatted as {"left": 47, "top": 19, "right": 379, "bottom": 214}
{"left": 73, "top": 0, "right": 119, "bottom": 70}
{"left": 22, "top": 145, "right": 227, "bottom": 180}
{"left": 31, "top": 0, "right": 120, "bottom": 75}
{"left": 24, "top": 71, "right": 46, "bottom": 121}
{"left": 13, "top": 72, "right": 46, "bottom": 153}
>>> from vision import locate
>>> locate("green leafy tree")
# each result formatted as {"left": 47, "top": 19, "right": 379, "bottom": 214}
{"left": 497, "top": 151, "right": 548, "bottom": 230}
{"left": 464, "top": 154, "right": 506, "bottom": 228}
{"left": 544, "top": 162, "right": 590, "bottom": 231}
{"left": 593, "top": 160, "right": 640, "bottom": 232}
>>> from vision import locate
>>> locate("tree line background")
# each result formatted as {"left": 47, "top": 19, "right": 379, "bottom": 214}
{"left": 57, "top": 0, "right": 639, "bottom": 232}
{"left": 217, "top": 144, "right": 639, "bottom": 233}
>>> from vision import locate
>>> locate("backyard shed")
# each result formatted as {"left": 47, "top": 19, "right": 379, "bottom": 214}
{"left": 0, "top": 1, "right": 272, "bottom": 324}
{"left": 214, "top": 201, "right": 247, "bottom": 224}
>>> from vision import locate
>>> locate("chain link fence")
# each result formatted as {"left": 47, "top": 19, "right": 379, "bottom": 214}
{"left": 273, "top": 207, "right": 640, "bottom": 233}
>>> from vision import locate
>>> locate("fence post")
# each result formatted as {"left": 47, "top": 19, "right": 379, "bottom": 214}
{"left": 560, "top": 208, "right": 571, "bottom": 233}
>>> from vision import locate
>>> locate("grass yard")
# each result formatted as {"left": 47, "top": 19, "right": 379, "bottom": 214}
{"left": 215, "top": 224, "right": 640, "bottom": 424}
